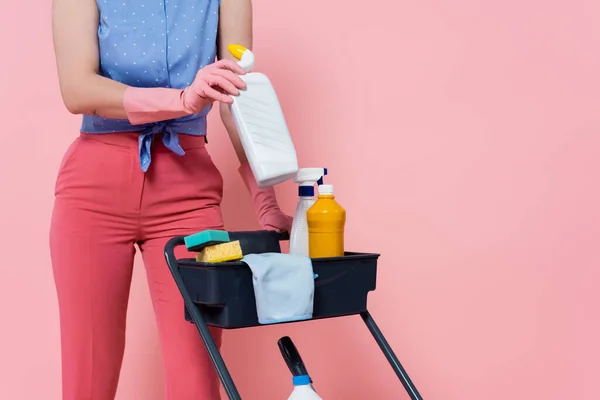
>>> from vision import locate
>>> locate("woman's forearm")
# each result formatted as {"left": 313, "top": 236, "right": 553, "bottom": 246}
{"left": 220, "top": 104, "right": 248, "bottom": 162}
{"left": 217, "top": 0, "right": 253, "bottom": 164}
{"left": 61, "top": 74, "right": 129, "bottom": 119}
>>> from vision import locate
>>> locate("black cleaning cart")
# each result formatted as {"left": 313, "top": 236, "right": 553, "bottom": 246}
{"left": 164, "top": 231, "right": 423, "bottom": 400}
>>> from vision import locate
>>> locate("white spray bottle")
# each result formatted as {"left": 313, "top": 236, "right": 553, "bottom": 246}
{"left": 288, "top": 375, "right": 322, "bottom": 400}
{"left": 289, "top": 168, "right": 327, "bottom": 256}
{"left": 278, "top": 336, "right": 322, "bottom": 400}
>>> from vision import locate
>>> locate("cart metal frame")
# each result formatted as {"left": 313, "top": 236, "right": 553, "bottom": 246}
{"left": 165, "top": 236, "right": 423, "bottom": 400}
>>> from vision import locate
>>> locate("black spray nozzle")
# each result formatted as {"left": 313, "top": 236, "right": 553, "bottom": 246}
{"left": 277, "top": 336, "right": 311, "bottom": 379}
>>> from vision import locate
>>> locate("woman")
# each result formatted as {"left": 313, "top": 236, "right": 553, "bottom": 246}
{"left": 50, "top": 0, "right": 291, "bottom": 398}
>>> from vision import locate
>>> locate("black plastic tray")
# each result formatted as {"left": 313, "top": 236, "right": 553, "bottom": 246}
{"left": 178, "top": 251, "right": 379, "bottom": 329}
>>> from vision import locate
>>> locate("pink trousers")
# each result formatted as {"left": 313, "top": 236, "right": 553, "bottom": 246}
{"left": 50, "top": 133, "right": 224, "bottom": 399}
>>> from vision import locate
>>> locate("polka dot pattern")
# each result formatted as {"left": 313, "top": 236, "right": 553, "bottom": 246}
{"left": 81, "top": 0, "right": 221, "bottom": 170}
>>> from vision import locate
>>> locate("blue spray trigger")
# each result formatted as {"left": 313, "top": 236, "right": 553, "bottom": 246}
{"left": 317, "top": 167, "right": 328, "bottom": 185}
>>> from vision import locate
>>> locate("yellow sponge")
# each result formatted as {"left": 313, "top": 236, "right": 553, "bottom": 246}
{"left": 196, "top": 240, "right": 243, "bottom": 263}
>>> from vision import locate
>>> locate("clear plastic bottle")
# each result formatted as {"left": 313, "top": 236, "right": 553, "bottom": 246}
{"left": 288, "top": 375, "right": 322, "bottom": 400}
{"left": 289, "top": 168, "right": 327, "bottom": 256}
{"left": 289, "top": 189, "right": 315, "bottom": 256}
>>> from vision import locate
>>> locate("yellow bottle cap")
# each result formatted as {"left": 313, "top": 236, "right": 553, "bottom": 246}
{"left": 228, "top": 44, "right": 247, "bottom": 61}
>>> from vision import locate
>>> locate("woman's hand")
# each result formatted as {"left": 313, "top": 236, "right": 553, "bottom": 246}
{"left": 259, "top": 209, "right": 294, "bottom": 233}
{"left": 238, "top": 162, "right": 294, "bottom": 233}
{"left": 182, "top": 60, "right": 247, "bottom": 114}
{"left": 123, "top": 59, "right": 246, "bottom": 125}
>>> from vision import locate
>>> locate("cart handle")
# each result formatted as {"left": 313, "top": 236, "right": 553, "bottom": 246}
{"left": 164, "top": 235, "right": 242, "bottom": 400}
{"left": 275, "top": 231, "right": 290, "bottom": 241}
{"left": 163, "top": 230, "right": 291, "bottom": 400}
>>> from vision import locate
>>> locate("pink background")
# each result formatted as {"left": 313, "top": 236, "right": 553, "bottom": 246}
{"left": 1, "top": 0, "right": 599, "bottom": 398}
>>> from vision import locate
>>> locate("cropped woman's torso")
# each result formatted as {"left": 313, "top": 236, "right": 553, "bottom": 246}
{"left": 84, "top": 0, "right": 220, "bottom": 135}
{"left": 82, "top": 0, "right": 221, "bottom": 170}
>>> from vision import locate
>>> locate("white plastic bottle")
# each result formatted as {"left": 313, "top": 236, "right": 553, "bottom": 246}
{"left": 227, "top": 44, "right": 299, "bottom": 187}
{"left": 289, "top": 168, "right": 327, "bottom": 256}
{"left": 288, "top": 375, "right": 322, "bottom": 400}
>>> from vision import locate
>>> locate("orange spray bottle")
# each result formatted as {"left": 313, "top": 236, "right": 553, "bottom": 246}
{"left": 306, "top": 184, "right": 346, "bottom": 258}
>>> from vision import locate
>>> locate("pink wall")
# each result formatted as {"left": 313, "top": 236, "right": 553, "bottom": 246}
{"left": 1, "top": 0, "right": 599, "bottom": 398}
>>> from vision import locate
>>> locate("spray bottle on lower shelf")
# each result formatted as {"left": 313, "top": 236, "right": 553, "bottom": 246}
{"left": 278, "top": 336, "right": 322, "bottom": 400}
{"left": 289, "top": 375, "right": 322, "bottom": 400}
{"left": 289, "top": 168, "right": 327, "bottom": 256}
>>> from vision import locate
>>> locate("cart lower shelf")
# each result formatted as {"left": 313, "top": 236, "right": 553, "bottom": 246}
{"left": 164, "top": 235, "right": 423, "bottom": 400}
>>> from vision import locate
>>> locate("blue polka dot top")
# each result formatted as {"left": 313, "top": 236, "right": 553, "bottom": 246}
{"left": 82, "top": 0, "right": 221, "bottom": 171}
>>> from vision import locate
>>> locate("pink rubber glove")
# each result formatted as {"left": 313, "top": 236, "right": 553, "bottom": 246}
{"left": 123, "top": 59, "right": 246, "bottom": 125}
{"left": 239, "top": 162, "right": 293, "bottom": 233}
